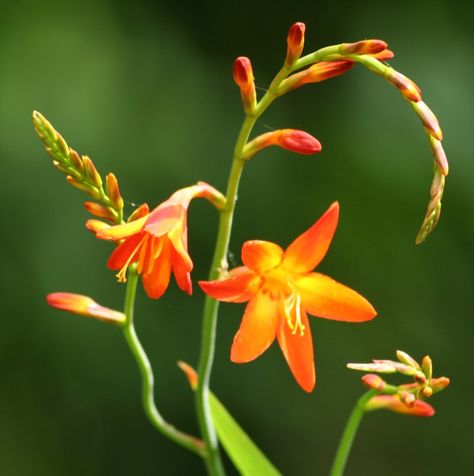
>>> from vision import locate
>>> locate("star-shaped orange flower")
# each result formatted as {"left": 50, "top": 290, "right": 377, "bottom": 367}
{"left": 199, "top": 202, "right": 376, "bottom": 392}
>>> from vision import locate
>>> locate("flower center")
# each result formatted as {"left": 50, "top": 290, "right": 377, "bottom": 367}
{"left": 116, "top": 234, "right": 149, "bottom": 283}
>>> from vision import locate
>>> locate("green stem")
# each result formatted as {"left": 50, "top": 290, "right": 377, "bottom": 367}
{"left": 122, "top": 267, "right": 205, "bottom": 458}
{"left": 195, "top": 64, "right": 297, "bottom": 476}
{"left": 329, "top": 390, "right": 376, "bottom": 476}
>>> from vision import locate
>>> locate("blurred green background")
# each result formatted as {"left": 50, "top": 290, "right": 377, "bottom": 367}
{"left": 1, "top": 0, "right": 472, "bottom": 474}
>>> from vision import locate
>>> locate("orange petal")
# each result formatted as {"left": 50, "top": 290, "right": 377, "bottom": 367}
{"left": 242, "top": 240, "right": 284, "bottom": 274}
{"left": 168, "top": 217, "right": 193, "bottom": 270}
{"left": 172, "top": 250, "right": 192, "bottom": 295}
{"left": 145, "top": 205, "right": 182, "bottom": 237}
{"left": 199, "top": 270, "right": 260, "bottom": 303}
{"left": 282, "top": 202, "right": 339, "bottom": 273}
{"left": 107, "top": 232, "right": 145, "bottom": 270}
{"left": 97, "top": 216, "right": 147, "bottom": 241}
{"left": 277, "top": 305, "right": 315, "bottom": 392}
{"left": 294, "top": 273, "right": 377, "bottom": 322}
{"left": 231, "top": 291, "right": 279, "bottom": 363}
{"left": 141, "top": 239, "right": 173, "bottom": 299}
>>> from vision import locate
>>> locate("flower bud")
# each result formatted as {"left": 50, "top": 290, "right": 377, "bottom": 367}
{"left": 85, "top": 219, "right": 110, "bottom": 234}
{"left": 177, "top": 361, "right": 198, "bottom": 391}
{"left": 421, "top": 355, "right": 433, "bottom": 381}
{"left": 83, "top": 201, "right": 117, "bottom": 222}
{"left": 286, "top": 22, "right": 305, "bottom": 66}
{"left": 340, "top": 39, "right": 388, "bottom": 55}
{"left": 67, "top": 175, "right": 101, "bottom": 199}
{"left": 365, "top": 395, "right": 435, "bottom": 417}
{"left": 396, "top": 350, "right": 420, "bottom": 369}
{"left": 347, "top": 362, "right": 397, "bottom": 373}
{"left": 233, "top": 56, "right": 257, "bottom": 114}
{"left": 243, "top": 129, "right": 321, "bottom": 159}
{"left": 361, "top": 374, "right": 386, "bottom": 391}
{"left": 82, "top": 156, "right": 103, "bottom": 188}
{"left": 128, "top": 203, "right": 150, "bottom": 223}
{"left": 429, "top": 136, "right": 449, "bottom": 176}
{"left": 68, "top": 149, "right": 84, "bottom": 172}
{"left": 371, "top": 49, "right": 395, "bottom": 61}
{"left": 430, "top": 377, "right": 450, "bottom": 393}
{"left": 412, "top": 101, "right": 443, "bottom": 140}
{"left": 421, "top": 386, "right": 433, "bottom": 398}
{"left": 385, "top": 69, "right": 422, "bottom": 103}
{"left": 47, "top": 293, "right": 126, "bottom": 325}
{"left": 106, "top": 173, "right": 124, "bottom": 211}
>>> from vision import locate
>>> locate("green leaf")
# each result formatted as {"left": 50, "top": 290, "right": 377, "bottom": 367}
{"left": 210, "top": 392, "right": 282, "bottom": 476}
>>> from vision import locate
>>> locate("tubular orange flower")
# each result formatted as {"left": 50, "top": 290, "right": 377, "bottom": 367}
{"left": 94, "top": 182, "right": 225, "bottom": 300}
{"left": 365, "top": 395, "right": 435, "bottom": 417}
{"left": 199, "top": 202, "right": 376, "bottom": 392}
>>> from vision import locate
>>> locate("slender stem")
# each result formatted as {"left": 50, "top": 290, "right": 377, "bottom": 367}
{"left": 195, "top": 64, "right": 298, "bottom": 476}
{"left": 329, "top": 390, "right": 376, "bottom": 476}
{"left": 122, "top": 267, "right": 206, "bottom": 458}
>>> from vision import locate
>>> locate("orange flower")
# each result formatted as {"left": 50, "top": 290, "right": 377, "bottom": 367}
{"left": 94, "top": 182, "right": 225, "bottom": 300}
{"left": 365, "top": 395, "right": 435, "bottom": 417}
{"left": 199, "top": 202, "right": 376, "bottom": 392}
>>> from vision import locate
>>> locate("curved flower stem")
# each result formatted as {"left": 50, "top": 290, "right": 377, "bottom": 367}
{"left": 195, "top": 64, "right": 298, "bottom": 476}
{"left": 329, "top": 390, "right": 376, "bottom": 476}
{"left": 122, "top": 266, "right": 205, "bottom": 458}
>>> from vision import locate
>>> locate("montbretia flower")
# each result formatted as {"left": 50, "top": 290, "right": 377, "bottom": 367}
{"left": 93, "top": 182, "right": 225, "bottom": 300}
{"left": 199, "top": 202, "right": 376, "bottom": 392}
{"left": 365, "top": 395, "right": 435, "bottom": 417}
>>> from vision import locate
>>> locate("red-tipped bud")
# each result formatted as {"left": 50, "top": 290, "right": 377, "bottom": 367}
{"left": 431, "top": 377, "right": 450, "bottom": 393}
{"left": 128, "top": 203, "right": 150, "bottom": 223}
{"left": 177, "top": 361, "right": 198, "bottom": 391}
{"left": 47, "top": 292, "right": 126, "bottom": 325}
{"left": 413, "top": 101, "right": 443, "bottom": 140}
{"left": 85, "top": 219, "right": 110, "bottom": 234}
{"left": 286, "top": 22, "right": 305, "bottom": 66}
{"left": 83, "top": 201, "right": 117, "bottom": 222}
{"left": 371, "top": 49, "right": 395, "bottom": 61}
{"left": 429, "top": 136, "right": 449, "bottom": 176}
{"left": 362, "top": 374, "right": 387, "bottom": 391}
{"left": 243, "top": 129, "right": 321, "bottom": 159}
{"left": 278, "top": 61, "right": 354, "bottom": 95}
{"left": 341, "top": 39, "right": 388, "bottom": 55}
{"left": 365, "top": 395, "right": 435, "bottom": 417}
{"left": 385, "top": 69, "right": 422, "bottom": 102}
{"left": 233, "top": 56, "right": 257, "bottom": 114}
{"left": 106, "top": 173, "right": 124, "bottom": 211}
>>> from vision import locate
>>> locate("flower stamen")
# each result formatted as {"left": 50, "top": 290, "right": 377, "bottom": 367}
{"left": 284, "top": 290, "right": 305, "bottom": 336}
{"left": 116, "top": 234, "right": 148, "bottom": 283}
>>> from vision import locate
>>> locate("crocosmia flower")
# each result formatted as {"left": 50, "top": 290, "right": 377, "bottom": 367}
{"left": 94, "top": 182, "right": 225, "bottom": 300}
{"left": 199, "top": 202, "right": 376, "bottom": 392}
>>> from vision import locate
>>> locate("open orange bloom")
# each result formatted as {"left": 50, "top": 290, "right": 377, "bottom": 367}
{"left": 199, "top": 202, "right": 376, "bottom": 392}
{"left": 94, "top": 182, "right": 225, "bottom": 299}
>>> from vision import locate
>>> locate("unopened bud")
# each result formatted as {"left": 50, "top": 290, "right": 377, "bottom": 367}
{"left": 399, "top": 391, "right": 416, "bottom": 408}
{"left": 67, "top": 175, "right": 101, "bottom": 199}
{"left": 385, "top": 69, "right": 422, "bottom": 102}
{"left": 396, "top": 350, "right": 420, "bottom": 370}
{"left": 177, "top": 361, "right": 198, "bottom": 391}
{"left": 286, "top": 22, "right": 305, "bottom": 66}
{"left": 347, "top": 362, "right": 397, "bottom": 373}
{"left": 373, "top": 359, "right": 416, "bottom": 376}
{"left": 341, "top": 39, "right": 388, "bottom": 55}
{"left": 233, "top": 57, "right": 257, "bottom": 114}
{"left": 422, "top": 386, "right": 433, "bottom": 398}
{"left": 128, "top": 203, "right": 150, "bottom": 222}
{"left": 414, "top": 370, "right": 427, "bottom": 385}
{"left": 47, "top": 292, "right": 126, "bottom": 325}
{"left": 243, "top": 129, "right": 321, "bottom": 159}
{"left": 83, "top": 201, "right": 117, "bottom": 222}
{"left": 85, "top": 219, "right": 111, "bottom": 234}
{"left": 371, "top": 49, "right": 395, "bottom": 61}
{"left": 82, "top": 156, "right": 103, "bottom": 188}
{"left": 429, "top": 136, "right": 449, "bottom": 176}
{"left": 430, "top": 377, "right": 450, "bottom": 393}
{"left": 106, "top": 173, "right": 124, "bottom": 211}
{"left": 68, "top": 149, "right": 84, "bottom": 172}
{"left": 365, "top": 395, "right": 435, "bottom": 417}
{"left": 421, "top": 355, "right": 433, "bottom": 381}
{"left": 412, "top": 101, "right": 443, "bottom": 140}
{"left": 362, "top": 374, "right": 386, "bottom": 391}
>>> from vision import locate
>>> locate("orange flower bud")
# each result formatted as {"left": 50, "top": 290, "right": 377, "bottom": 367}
{"left": 106, "top": 173, "right": 124, "bottom": 211}
{"left": 85, "top": 219, "right": 110, "bottom": 234}
{"left": 83, "top": 201, "right": 117, "bottom": 222}
{"left": 243, "top": 129, "right": 322, "bottom": 159}
{"left": 233, "top": 56, "right": 257, "bottom": 114}
{"left": 362, "top": 374, "right": 387, "bottom": 391}
{"left": 128, "top": 203, "right": 150, "bottom": 222}
{"left": 429, "top": 136, "right": 449, "bottom": 176}
{"left": 412, "top": 101, "right": 443, "bottom": 140}
{"left": 67, "top": 175, "right": 101, "bottom": 199}
{"left": 341, "top": 39, "right": 388, "bottom": 55}
{"left": 177, "top": 361, "right": 198, "bottom": 391}
{"left": 365, "top": 395, "right": 435, "bottom": 417}
{"left": 82, "top": 155, "right": 103, "bottom": 188}
{"left": 431, "top": 377, "right": 450, "bottom": 393}
{"left": 286, "top": 22, "right": 305, "bottom": 66}
{"left": 385, "top": 69, "right": 422, "bottom": 102}
{"left": 47, "top": 293, "right": 126, "bottom": 324}
{"left": 371, "top": 49, "right": 395, "bottom": 61}
{"left": 68, "top": 149, "right": 84, "bottom": 172}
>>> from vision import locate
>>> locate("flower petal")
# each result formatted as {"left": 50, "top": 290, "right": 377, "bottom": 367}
{"left": 107, "top": 232, "right": 145, "bottom": 270}
{"left": 141, "top": 239, "right": 173, "bottom": 299}
{"left": 277, "top": 305, "right": 315, "bottom": 392}
{"left": 282, "top": 202, "right": 339, "bottom": 273}
{"left": 242, "top": 240, "right": 284, "bottom": 274}
{"left": 294, "top": 273, "right": 377, "bottom": 322}
{"left": 199, "top": 269, "right": 260, "bottom": 303}
{"left": 172, "top": 249, "right": 192, "bottom": 295}
{"left": 145, "top": 205, "right": 182, "bottom": 237}
{"left": 97, "top": 216, "right": 147, "bottom": 241}
{"left": 168, "top": 216, "right": 193, "bottom": 270}
{"left": 231, "top": 291, "right": 279, "bottom": 363}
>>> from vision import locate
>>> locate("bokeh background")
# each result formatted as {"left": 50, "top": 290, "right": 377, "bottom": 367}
{"left": 1, "top": 0, "right": 472, "bottom": 474}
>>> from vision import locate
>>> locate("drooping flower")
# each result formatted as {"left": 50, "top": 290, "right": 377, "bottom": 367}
{"left": 365, "top": 394, "right": 435, "bottom": 417}
{"left": 199, "top": 202, "right": 376, "bottom": 392}
{"left": 93, "top": 182, "right": 225, "bottom": 300}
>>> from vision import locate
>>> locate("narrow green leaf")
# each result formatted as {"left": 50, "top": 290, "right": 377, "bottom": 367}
{"left": 209, "top": 392, "right": 282, "bottom": 476}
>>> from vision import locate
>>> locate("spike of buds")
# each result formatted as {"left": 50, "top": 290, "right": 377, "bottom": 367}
{"left": 243, "top": 129, "right": 322, "bottom": 159}
{"left": 286, "top": 22, "right": 305, "bottom": 66}
{"left": 278, "top": 60, "right": 354, "bottom": 95}
{"left": 47, "top": 293, "right": 126, "bottom": 325}
{"left": 340, "top": 39, "right": 388, "bottom": 55}
{"left": 233, "top": 56, "right": 257, "bottom": 114}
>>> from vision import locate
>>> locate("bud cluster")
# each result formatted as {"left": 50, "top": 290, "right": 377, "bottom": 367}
{"left": 32, "top": 111, "right": 124, "bottom": 224}
{"left": 348, "top": 350, "right": 450, "bottom": 417}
